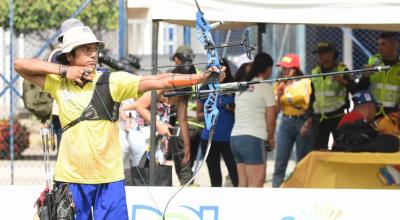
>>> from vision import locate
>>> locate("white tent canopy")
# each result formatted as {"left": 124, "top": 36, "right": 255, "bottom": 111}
{"left": 127, "top": 0, "right": 400, "bottom": 31}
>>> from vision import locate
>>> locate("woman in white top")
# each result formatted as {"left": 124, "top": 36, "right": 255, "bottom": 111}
{"left": 231, "top": 53, "right": 277, "bottom": 187}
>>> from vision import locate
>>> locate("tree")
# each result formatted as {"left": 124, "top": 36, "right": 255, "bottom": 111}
{"left": 0, "top": 0, "right": 118, "bottom": 35}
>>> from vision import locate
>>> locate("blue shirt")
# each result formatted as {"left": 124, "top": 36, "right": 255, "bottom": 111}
{"left": 200, "top": 94, "right": 235, "bottom": 142}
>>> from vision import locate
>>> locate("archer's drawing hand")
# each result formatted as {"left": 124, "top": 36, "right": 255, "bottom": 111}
{"left": 67, "top": 66, "right": 95, "bottom": 86}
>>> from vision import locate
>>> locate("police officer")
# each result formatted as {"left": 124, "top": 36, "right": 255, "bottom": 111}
{"left": 310, "top": 41, "right": 352, "bottom": 150}
{"left": 357, "top": 32, "right": 400, "bottom": 118}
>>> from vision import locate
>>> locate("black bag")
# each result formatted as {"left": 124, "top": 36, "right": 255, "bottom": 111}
{"left": 36, "top": 183, "right": 75, "bottom": 220}
{"left": 333, "top": 119, "right": 376, "bottom": 151}
{"left": 127, "top": 153, "right": 172, "bottom": 186}
{"left": 332, "top": 119, "right": 397, "bottom": 152}
{"left": 53, "top": 183, "right": 75, "bottom": 219}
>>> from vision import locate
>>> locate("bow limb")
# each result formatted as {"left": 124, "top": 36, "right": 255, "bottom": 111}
{"left": 194, "top": 0, "right": 203, "bottom": 14}
{"left": 162, "top": 0, "right": 221, "bottom": 218}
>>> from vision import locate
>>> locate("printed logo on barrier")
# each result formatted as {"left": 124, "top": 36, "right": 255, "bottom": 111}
{"left": 132, "top": 204, "right": 219, "bottom": 220}
{"left": 281, "top": 204, "right": 342, "bottom": 220}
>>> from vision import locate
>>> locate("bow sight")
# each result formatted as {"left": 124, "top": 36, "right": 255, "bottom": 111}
{"left": 140, "top": 30, "right": 256, "bottom": 71}
{"left": 204, "top": 30, "right": 257, "bottom": 60}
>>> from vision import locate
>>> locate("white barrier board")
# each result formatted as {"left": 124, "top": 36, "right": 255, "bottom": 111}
{"left": 0, "top": 185, "right": 397, "bottom": 220}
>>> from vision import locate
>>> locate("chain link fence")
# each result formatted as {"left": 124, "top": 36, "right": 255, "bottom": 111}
{"left": 305, "top": 26, "right": 382, "bottom": 71}
{"left": 262, "top": 24, "right": 305, "bottom": 78}
{"left": 261, "top": 24, "right": 385, "bottom": 77}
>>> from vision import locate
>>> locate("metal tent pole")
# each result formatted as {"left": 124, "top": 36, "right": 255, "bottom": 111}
{"left": 118, "top": 0, "right": 127, "bottom": 59}
{"left": 9, "top": 0, "right": 15, "bottom": 185}
{"left": 149, "top": 20, "right": 160, "bottom": 186}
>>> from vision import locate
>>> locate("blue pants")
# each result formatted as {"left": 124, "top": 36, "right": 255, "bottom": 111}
{"left": 68, "top": 180, "right": 128, "bottom": 220}
{"left": 272, "top": 115, "right": 313, "bottom": 187}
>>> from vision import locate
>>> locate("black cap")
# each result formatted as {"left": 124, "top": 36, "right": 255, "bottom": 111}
{"left": 171, "top": 45, "right": 195, "bottom": 62}
{"left": 312, "top": 41, "right": 336, "bottom": 54}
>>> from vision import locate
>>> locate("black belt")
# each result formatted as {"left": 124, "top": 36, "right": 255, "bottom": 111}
{"left": 282, "top": 114, "right": 308, "bottom": 119}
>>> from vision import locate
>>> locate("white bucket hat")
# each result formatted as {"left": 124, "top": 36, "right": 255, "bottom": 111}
{"left": 57, "top": 18, "right": 84, "bottom": 43}
{"left": 60, "top": 26, "right": 104, "bottom": 54}
{"left": 56, "top": 26, "right": 105, "bottom": 63}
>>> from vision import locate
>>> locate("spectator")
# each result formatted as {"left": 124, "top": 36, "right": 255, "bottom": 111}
{"left": 124, "top": 91, "right": 173, "bottom": 161}
{"left": 310, "top": 41, "right": 352, "bottom": 150}
{"left": 272, "top": 53, "right": 314, "bottom": 188}
{"left": 333, "top": 90, "right": 399, "bottom": 152}
{"left": 168, "top": 45, "right": 197, "bottom": 185}
{"left": 119, "top": 99, "right": 147, "bottom": 168}
{"left": 196, "top": 58, "right": 238, "bottom": 187}
{"left": 231, "top": 52, "right": 277, "bottom": 187}
{"left": 234, "top": 62, "right": 252, "bottom": 82}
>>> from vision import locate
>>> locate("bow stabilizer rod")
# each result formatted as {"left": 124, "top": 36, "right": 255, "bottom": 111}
{"left": 164, "top": 65, "right": 390, "bottom": 97}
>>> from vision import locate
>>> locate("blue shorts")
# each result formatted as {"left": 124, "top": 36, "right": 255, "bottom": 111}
{"left": 231, "top": 135, "right": 267, "bottom": 164}
{"left": 68, "top": 180, "right": 128, "bottom": 220}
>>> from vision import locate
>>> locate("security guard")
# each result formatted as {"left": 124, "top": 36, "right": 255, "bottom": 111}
{"left": 310, "top": 41, "right": 351, "bottom": 150}
{"left": 360, "top": 32, "right": 400, "bottom": 117}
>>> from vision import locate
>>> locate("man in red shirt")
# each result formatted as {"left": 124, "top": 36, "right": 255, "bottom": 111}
{"left": 333, "top": 90, "right": 399, "bottom": 152}
{"left": 337, "top": 90, "right": 377, "bottom": 127}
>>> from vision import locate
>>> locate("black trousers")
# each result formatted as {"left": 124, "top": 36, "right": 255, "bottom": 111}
{"left": 312, "top": 116, "right": 342, "bottom": 150}
{"left": 200, "top": 140, "right": 238, "bottom": 187}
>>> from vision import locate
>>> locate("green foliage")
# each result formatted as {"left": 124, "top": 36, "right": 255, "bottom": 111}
{"left": 0, "top": 0, "right": 118, "bottom": 35}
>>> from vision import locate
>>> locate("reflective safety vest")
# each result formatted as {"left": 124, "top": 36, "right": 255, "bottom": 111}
{"left": 276, "top": 78, "right": 312, "bottom": 116}
{"left": 311, "top": 64, "right": 347, "bottom": 119}
{"left": 368, "top": 54, "right": 400, "bottom": 115}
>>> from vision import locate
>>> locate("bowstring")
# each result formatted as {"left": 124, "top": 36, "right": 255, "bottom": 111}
{"left": 91, "top": 0, "right": 162, "bottom": 210}
{"left": 92, "top": 78, "right": 162, "bottom": 212}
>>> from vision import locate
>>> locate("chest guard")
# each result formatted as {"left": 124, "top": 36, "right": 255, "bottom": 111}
{"left": 62, "top": 72, "right": 120, "bottom": 133}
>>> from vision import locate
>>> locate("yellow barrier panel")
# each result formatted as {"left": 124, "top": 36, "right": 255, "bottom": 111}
{"left": 281, "top": 151, "right": 400, "bottom": 189}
